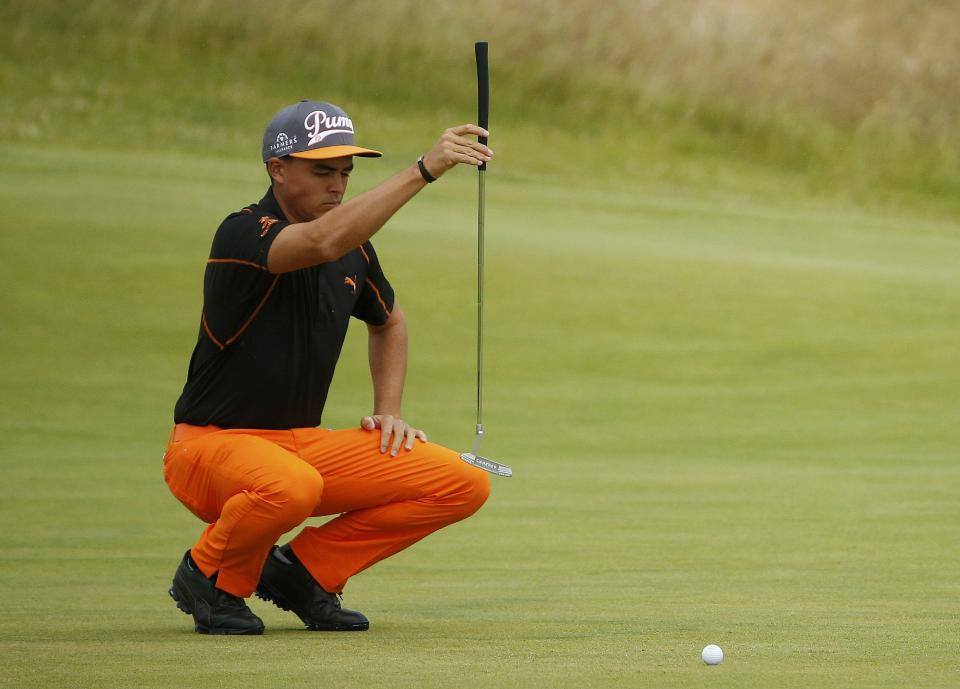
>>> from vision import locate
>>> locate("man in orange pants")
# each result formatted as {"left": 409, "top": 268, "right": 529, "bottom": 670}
{"left": 164, "top": 100, "right": 493, "bottom": 635}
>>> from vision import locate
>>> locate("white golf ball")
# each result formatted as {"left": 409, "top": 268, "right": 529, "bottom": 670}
{"left": 701, "top": 644, "right": 724, "bottom": 665}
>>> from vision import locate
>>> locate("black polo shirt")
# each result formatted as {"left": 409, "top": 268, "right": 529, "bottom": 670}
{"left": 174, "top": 187, "right": 395, "bottom": 429}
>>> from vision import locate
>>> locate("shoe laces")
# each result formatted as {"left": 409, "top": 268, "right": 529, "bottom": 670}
{"left": 310, "top": 588, "right": 343, "bottom": 614}
{"left": 214, "top": 588, "right": 249, "bottom": 610}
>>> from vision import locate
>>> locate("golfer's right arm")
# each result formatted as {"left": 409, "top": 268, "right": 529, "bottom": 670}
{"left": 267, "top": 124, "right": 491, "bottom": 274}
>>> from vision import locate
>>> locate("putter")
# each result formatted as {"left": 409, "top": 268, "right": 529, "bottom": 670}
{"left": 459, "top": 41, "right": 513, "bottom": 479}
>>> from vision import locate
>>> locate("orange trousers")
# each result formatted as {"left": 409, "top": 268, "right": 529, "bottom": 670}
{"left": 163, "top": 424, "right": 490, "bottom": 597}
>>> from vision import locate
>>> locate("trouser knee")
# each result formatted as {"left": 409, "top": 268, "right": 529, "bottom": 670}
{"left": 263, "top": 467, "right": 324, "bottom": 529}
{"left": 451, "top": 466, "right": 491, "bottom": 520}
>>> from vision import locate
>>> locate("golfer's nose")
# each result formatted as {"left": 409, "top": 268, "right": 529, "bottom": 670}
{"left": 329, "top": 173, "right": 347, "bottom": 195}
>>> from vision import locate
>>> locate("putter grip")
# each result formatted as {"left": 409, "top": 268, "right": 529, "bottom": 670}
{"left": 475, "top": 41, "right": 489, "bottom": 171}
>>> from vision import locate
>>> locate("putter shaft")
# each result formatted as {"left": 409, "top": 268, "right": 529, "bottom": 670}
{"left": 476, "top": 169, "right": 485, "bottom": 434}
{"left": 460, "top": 41, "right": 512, "bottom": 478}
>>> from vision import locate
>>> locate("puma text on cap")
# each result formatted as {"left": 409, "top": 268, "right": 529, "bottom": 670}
{"left": 262, "top": 101, "right": 383, "bottom": 162}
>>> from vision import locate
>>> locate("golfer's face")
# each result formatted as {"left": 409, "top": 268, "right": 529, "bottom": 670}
{"left": 280, "top": 155, "right": 353, "bottom": 221}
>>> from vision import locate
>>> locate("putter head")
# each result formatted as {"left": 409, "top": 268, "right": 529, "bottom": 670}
{"left": 460, "top": 452, "right": 513, "bottom": 478}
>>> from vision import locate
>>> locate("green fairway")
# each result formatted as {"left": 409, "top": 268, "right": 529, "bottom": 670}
{"left": 1, "top": 141, "right": 957, "bottom": 688}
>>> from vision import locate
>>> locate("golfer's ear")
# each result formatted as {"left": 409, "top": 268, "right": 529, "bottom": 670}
{"left": 266, "top": 157, "right": 285, "bottom": 184}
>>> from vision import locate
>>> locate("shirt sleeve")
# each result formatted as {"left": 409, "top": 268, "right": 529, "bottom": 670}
{"left": 209, "top": 209, "right": 289, "bottom": 269}
{"left": 352, "top": 241, "right": 395, "bottom": 325}
{"left": 201, "top": 209, "right": 288, "bottom": 346}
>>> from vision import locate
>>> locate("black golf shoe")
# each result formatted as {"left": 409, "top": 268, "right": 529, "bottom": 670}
{"left": 168, "top": 550, "right": 265, "bottom": 635}
{"left": 256, "top": 545, "right": 369, "bottom": 631}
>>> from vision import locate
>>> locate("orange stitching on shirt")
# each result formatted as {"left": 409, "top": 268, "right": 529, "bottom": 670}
{"left": 364, "top": 278, "right": 391, "bottom": 317}
{"left": 207, "top": 258, "right": 270, "bottom": 271}
{"left": 224, "top": 275, "right": 280, "bottom": 347}
{"left": 201, "top": 311, "right": 225, "bottom": 350}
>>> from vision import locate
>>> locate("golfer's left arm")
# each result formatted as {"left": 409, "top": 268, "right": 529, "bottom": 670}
{"left": 361, "top": 304, "right": 429, "bottom": 455}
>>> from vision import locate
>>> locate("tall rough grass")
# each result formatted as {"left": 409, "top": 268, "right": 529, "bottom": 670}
{"left": 3, "top": 0, "right": 960, "bottom": 207}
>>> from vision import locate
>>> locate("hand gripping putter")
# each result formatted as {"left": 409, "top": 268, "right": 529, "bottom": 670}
{"left": 459, "top": 42, "right": 513, "bottom": 478}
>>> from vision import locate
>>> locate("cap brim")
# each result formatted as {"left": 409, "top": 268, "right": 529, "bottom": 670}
{"left": 289, "top": 145, "right": 382, "bottom": 160}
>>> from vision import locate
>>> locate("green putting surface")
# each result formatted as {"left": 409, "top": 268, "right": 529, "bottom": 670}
{"left": 1, "top": 143, "right": 957, "bottom": 688}
{"left": 4, "top": 1, "right": 960, "bottom": 685}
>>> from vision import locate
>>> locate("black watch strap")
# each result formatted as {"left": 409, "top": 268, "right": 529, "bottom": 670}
{"left": 417, "top": 156, "right": 437, "bottom": 183}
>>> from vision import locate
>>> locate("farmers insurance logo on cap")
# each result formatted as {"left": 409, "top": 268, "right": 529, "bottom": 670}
{"left": 270, "top": 132, "right": 298, "bottom": 157}
{"left": 261, "top": 100, "right": 383, "bottom": 162}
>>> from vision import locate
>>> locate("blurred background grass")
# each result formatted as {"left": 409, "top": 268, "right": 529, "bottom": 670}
{"left": 4, "top": 0, "right": 960, "bottom": 209}
{"left": 1, "top": 2, "right": 958, "bottom": 688}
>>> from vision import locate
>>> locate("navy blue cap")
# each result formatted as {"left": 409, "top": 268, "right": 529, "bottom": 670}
{"left": 262, "top": 101, "right": 382, "bottom": 162}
